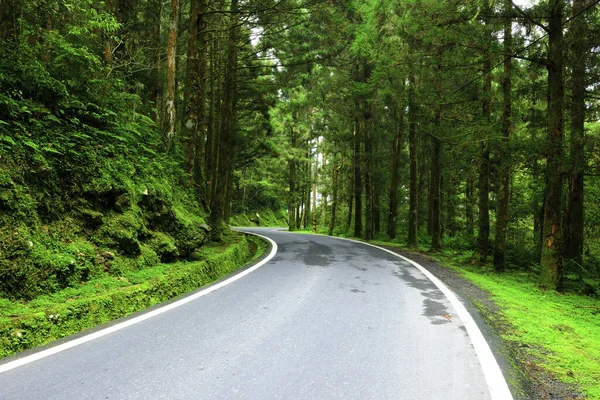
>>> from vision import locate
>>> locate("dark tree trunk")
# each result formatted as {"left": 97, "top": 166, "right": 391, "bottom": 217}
{"left": 418, "top": 135, "right": 429, "bottom": 234}
{"left": 564, "top": 0, "right": 587, "bottom": 266}
{"left": 364, "top": 117, "right": 374, "bottom": 241}
{"left": 374, "top": 189, "right": 381, "bottom": 235}
{"left": 477, "top": 30, "right": 492, "bottom": 262}
{"left": 183, "top": 0, "right": 208, "bottom": 209}
{"left": 328, "top": 159, "right": 341, "bottom": 236}
{"left": 540, "top": 0, "right": 565, "bottom": 290}
{"left": 312, "top": 144, "right": 318, "bottom": 232}
{"left": 346, "top": 168, "right": 354, "bottom": 234}
{"left": 444, "top": 176, "right": 458, "bottom": 237}
{"left": 466, "top": 173, "right": 475, "bottom": 238}
{"left": 388, "top": 102, "right": 404, "bottom": 239}
{"left": 205, "top": 31, "right": 217, "bottom": 206}
{"left": 224, "top": 160, "right": 234, "bottom": 224}
{"left": 408, "top": 71, "right": 418, "bottom": 247}
{"left": 288, "top": 130, "right": 297, "bottom": 231}
{"left": 164, "top": 0, "right": 180, "bottom": 146}
{"left": 493, "top": 0, "right": 513, "bottom": 272}
{"left": 430, "top": 66, "right": 442, "bottom": 252}
{"left": 430, "top": 134, "right": 442, "bottom": 251}
{"left": 208, "top": 0, "right": 238, "bottom": 240}
{"left": 353, "top": 115, "right": 363, "bottom": 238}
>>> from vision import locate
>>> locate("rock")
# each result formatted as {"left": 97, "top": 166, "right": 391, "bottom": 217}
{"left": 200, "top": 223, "right": 212, "bottom": 232}
{"left": 99, "top": 250, "right": 115, "bottom": 259}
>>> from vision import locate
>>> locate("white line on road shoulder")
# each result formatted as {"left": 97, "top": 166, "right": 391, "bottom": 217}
{"left": 317, "top": 235, "right": 514, "bottom": 400}
{"left": 0, "top": 232, "right": 278, "bottom": 374}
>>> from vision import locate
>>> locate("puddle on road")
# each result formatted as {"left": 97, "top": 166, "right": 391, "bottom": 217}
{"left": 393, "top": 263, "right": 451, "bottom": 325}
{"left": 302, "top": 241, "right": 333, "bottom": 267}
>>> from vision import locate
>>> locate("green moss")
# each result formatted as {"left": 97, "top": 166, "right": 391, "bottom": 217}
{"left": 456, "top": 269, "right": 600, "bottom": 398}
{"left": 148, "top": 231, "right": 179, "bottom": 262}
{"left": 0, "top": 235, "right": 264, "bottom": 358}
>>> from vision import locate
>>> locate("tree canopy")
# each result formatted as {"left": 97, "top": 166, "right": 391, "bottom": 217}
{"left": 1, "top": 0, "right": 600, "bottom": 296}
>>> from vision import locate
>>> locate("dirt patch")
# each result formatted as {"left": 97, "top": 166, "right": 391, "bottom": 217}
{"left": 380, "top": 246, "right": 585, "bottom": 400}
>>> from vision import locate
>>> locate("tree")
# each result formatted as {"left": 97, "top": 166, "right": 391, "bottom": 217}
{"left": 164, "top": 0, "right": 180, "bottom": 146}
{"left": 540, "top": 0, "right": 565, "bottom": 290}
{"left": 183, "top": 0, "right": 208, "bottom": 209}
{"left": 564, "top": 0, "right": 589, "bottom": 266}
{"left": 209, "top": 0, "right": 239, "bottom": 240}
{"left": 493, "top": 0, "right": 513, "bottom": 272}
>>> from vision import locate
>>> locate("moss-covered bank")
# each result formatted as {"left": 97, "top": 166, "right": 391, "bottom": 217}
{"left": 0, "top": 234, "right": 265, "bottom": 359}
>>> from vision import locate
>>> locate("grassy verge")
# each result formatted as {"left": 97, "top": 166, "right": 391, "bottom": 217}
{"left": 372, "top": 243, "right": 599, "bottom": 398}
{"left": 444, "top": 258, "right": 600, "bottom": 399}
{"left": 289, "top": 229, "right": 599, "bottom": 398}
{"left": 0, "top": 233, "right": 265, "bottom": 359}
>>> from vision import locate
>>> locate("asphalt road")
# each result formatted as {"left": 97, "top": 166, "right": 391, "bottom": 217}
{"left": 0, "top": 228, "right": 511, "bottom": 399}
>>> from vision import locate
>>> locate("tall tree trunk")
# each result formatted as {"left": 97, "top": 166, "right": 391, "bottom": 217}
{"left": 208, "top": 0, "right": 238, "bottom": 240}
{"left": 288, "top": 129, "right": 297, "bottom": 231}
{"left": 346, "top": 168, "right": 354, "bottom": 234}
{"left": 224, "top": 161, "right": 235, "bottom": 224}
{"left": 534, "top": 196, "right": 545, "bottom": 262}
{"left": 164, "top": 0, "right": 180, "bottom": 147}
{"left": 312, "top": 143, "right": 318, "bottom": 233}
{"left": 418, "top": 134, "right": 429, "bottom": 234}
{"left": 154, "top": 0, "right": 166, "bottom": 124}
{"left": 104, "top": 0, "right": 116, "bottom": 65}
{"left": 493, "top": 0, "right": 513, "bottom": 272}
{"left": 205, "top": 31, "right": 217, "bottom": 206}
{"left": 328, "top": 159, "right": 341, "bottom": 236}
{"left": 321, "top": 149, "right": 328, "bottom": 221}
{"left": 364, "top": 117, "right": 374, "bottom": 241}
{"left": 210, "top": 4, "right": 225, "bottom": 203}
{"left": 430, "top": 67, "right": 442, "bottom": 252}
{"left": 387, "top": 102, "right": 403, "bottom": 239}
{"left": 444, "top": 176, "right": 458, "bottom": 236}
{"left": 465, "top": 173, "right": 475, "bottom": 238}
{"left": 374, "top": 189, "right": 381, "bottom": 235}
{"left": 430, "top": 134, "right": 442, "bottom": 251}
{"left": 183, "top": 0, "right": 208, "bottom": 208}
{"left": 540, "top": 0, "right": 565, "bottom": 290}
{"left": 564, "top": 0, "right": 587, "bottom": 266}
{"left": 408, "top": 71, "right": 418, "bottom": 247}
{"left": 353, "top": 116, "right": 363, "bottom": 238}
{"left": 288, "top": 182, "right": 296, "bottom": 230}
{"left": 477, "top": 22, "right": 492, "bottom": 262}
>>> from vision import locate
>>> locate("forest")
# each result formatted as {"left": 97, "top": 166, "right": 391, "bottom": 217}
{"left": 0, "top": 0, "right": 599, "bottom": 396}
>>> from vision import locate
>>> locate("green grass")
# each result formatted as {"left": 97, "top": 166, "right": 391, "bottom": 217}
{"left": 454, "top": 266, "right": 600, "bottom": 398}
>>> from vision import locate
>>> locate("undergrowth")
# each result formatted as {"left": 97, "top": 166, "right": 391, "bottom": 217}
{"left": 0, "top": 234, "right": 264, "bottom": 358}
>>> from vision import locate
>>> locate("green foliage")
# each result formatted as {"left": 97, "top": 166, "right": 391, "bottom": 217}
{"left": 0, "top": 0, "right": 210, "bottom": 300}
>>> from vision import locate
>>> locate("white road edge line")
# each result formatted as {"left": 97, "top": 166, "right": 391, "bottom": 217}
{"left": 0, "top": 232, "right": 278, "bottom": 374}
{"left": 332, "top": 236, "right": 514, "bottom": 400}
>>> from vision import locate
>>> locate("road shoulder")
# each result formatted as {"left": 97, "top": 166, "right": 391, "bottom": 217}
{"left": 379, "top": 246, "right": 584, "bottom": 400}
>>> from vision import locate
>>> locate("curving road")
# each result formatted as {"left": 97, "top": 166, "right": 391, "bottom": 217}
{"left": 0, "top": 228, "right": 512, "bottom": 399}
